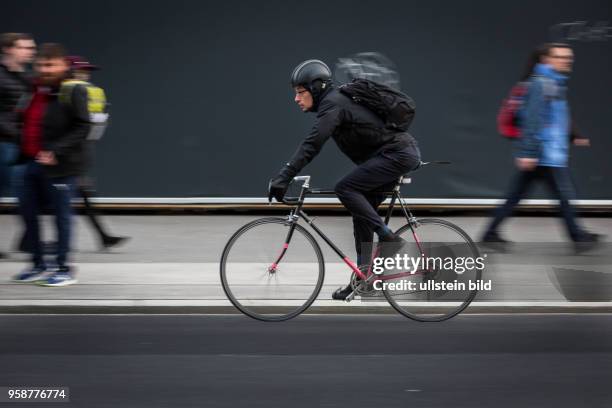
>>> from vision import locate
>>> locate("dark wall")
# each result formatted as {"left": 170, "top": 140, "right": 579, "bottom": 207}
{"left": 3, "top": 0, "right": 611, "bottom": 198}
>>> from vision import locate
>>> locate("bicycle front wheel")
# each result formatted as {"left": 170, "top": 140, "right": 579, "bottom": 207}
{"left": 220, "top": 217, "right": 325, "bottom": 322}
{"left": 382, "top": 219, "right": 482, "bottom": 322}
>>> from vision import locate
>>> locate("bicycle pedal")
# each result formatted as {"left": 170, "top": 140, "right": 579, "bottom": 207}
{"left": 345, "top": 290, "right": 356, "bottom": 302}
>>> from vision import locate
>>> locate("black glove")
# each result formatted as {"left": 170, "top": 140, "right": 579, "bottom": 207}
{"left": 268, "top": 164, "right": 297, "bottom": 203}
{"left": 268, "top": 177, "right": 290, "bottom": 203}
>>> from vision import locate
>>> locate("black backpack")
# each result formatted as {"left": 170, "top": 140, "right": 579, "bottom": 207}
{"left": 339, "top": 78, "right": 416, "bottom": 131}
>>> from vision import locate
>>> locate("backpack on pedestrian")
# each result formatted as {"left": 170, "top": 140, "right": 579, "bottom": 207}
{"left": 59, "top": 79, "right": 109, "bottom": 141}
{"left": 497, "top": 81, "right": 528, "bottom": 139}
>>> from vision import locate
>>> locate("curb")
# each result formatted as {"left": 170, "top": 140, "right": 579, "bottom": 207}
{"left": 1, "top": 301, "right": 612, "bottom": 314}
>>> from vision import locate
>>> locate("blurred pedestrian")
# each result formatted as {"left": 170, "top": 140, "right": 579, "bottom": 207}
{"left": 63, "top": 55, "right": 128, "bottom": 249}
{"left": 12, "top": 43, "right": 88, "bottom": 286}
{"left": 482, "top": 43, "right": 601, "bottom": 252}
{"left": 0, "top": 33, "right": 35, "bottom": 259}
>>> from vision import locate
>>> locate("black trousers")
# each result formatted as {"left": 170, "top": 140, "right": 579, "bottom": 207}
{"left": 484, "top": 166, "right": 586, "bottom": 241}
{"left": 334, "top": 144, "right": 421, "bottom": 266}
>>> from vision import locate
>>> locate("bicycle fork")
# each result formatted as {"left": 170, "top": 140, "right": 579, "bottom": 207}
{"left": 267, "top": 215, "right": 299, "bottom": 273}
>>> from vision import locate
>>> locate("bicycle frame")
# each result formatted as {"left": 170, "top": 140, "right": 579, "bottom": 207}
{"left": 268, "top": 177, "right": 427, "bottom": 283}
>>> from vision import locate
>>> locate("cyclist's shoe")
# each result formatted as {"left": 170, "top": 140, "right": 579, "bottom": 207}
{"left": 37, "top": 267, "right": 77, "bottom": 287}
{"left": 377, "top": 232, "right": 407, "bottom": 260}
{"left": 12, "top": 266, "right": 47, "bottom": 283}
{"left": 0, "top": 251, "right": 6, "bottom": 259}
{"left": 574, "top": 233, "right": 604, "bottom": 254}
{"left": 332, "top": 284, "right": 354, "bottom": 300}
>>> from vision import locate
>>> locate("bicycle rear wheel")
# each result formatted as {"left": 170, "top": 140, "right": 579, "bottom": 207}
{"left": 220, "top": 217, "right": 325, "bottom": 321}
{"left": 382, "top": 219, "right": 482, "bottom": 321}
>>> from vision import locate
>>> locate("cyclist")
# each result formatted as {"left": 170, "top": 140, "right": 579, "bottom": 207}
{"left": 268, "top": 59, "right": 421, "bottom": 300}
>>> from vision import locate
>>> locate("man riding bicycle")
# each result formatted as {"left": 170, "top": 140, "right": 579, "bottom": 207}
{"left": 268, "top": 59, "right": 421, "bottom": 300}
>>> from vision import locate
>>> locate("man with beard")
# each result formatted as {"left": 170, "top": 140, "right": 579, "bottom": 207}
{"left": 12, "top": 43, "right": 89, "bottom": 286}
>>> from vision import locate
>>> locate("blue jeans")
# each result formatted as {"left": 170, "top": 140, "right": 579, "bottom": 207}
{"left": 0, "top": 142, "right": 19, "bottom": 197}
{"left": 20, "top": 161, "right": 75, "bottom": 268}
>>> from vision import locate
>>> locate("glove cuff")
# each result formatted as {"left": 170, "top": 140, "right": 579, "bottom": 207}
{"left": 279, "top": 163, "right": 298, "bottom": 180}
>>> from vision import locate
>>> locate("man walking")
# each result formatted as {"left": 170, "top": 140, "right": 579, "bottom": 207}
{"left": 12, "top": 43, "right": 90, "bottom": 286}
{"left": 482, "top": 43, "right": 601, "bottom": 250}
{"left": 64, "top": 55, "right": 128, "bottom": 250}
{"left": 0, "top": 33, "right": 35, "bottom": 258}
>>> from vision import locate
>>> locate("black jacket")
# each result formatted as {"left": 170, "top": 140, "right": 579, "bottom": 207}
{"left": 285, "top": 86, "right": 415, "bottom": 176}
{"left": 0, "top": 63, "right": 30, "bottom": 143}
{"left": 21, "top": 83, "right": 91, "bottom": 178}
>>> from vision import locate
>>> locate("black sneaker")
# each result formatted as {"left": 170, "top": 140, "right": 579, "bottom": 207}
{"left": 481, "top": 231, "right": 511, "bottom": 243}
{"left": 332, "top": 284, "right": 354, "bottom": 300}
{"left": 574, "top": 233, "right": 603, "bottom": 254}
{"left": 0, "top": 251, "right": 6, "bottom": 260}
{"left": 480, "top": 231, "right": 511, "bottom": 252}
{"left": 102, "top": 236, "right": 129, "bottom": 250}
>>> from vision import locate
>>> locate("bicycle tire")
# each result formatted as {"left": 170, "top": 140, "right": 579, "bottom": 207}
{"left": 220, "top": 217, "right": 325, "bottom": 322}
{"left": 383, "top": 218, "right": 482, "bottom": 322}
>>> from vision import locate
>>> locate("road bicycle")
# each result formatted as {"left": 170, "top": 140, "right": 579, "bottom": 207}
{"left": 220, "top": 162, "right": 482, "bottom": 322}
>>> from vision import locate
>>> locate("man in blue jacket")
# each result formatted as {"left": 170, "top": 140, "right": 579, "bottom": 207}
{"left": 482, "top": 43, "right": 601, "bottom": 250}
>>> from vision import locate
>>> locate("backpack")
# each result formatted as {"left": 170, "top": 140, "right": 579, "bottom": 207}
{"left": 339, "top": 78, "right": 416, "bottom": 131}
{"left": 59, "top": 79, "right": 109, "bottom": 141}
{"left": 497, "top": 81, "right": 528, "bottom": 139}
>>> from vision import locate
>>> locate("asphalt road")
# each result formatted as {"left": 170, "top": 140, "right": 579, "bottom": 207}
{"left": 1, "top": 314, "right": 611, "bottom": 408}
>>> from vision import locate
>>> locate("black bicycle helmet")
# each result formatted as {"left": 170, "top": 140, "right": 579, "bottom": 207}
{"left": 291, "top": 59, "right": 331, "bottom": 87}
{"left": 290, "top": 59, "right": 332, "bottom": 111}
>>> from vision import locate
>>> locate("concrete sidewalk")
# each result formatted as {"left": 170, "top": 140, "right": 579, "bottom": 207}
{"left": 0, "top": 214, "right": 611, "bottom": 313}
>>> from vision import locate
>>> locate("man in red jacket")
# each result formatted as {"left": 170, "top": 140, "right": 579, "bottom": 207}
{"left": 12, "top": 43, "right": 90, "bottom": 286}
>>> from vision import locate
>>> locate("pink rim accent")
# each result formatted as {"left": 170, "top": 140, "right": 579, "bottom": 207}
{"left": 283, "top": 243, "right": 289, "bottom": 249}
